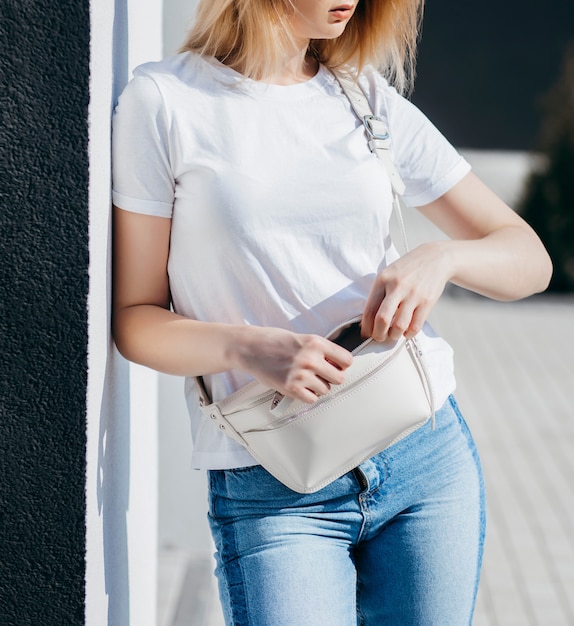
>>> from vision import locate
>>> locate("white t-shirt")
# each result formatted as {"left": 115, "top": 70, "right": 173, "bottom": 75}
{"left": 112, "top": 52, "right": 471, "bottom": 470}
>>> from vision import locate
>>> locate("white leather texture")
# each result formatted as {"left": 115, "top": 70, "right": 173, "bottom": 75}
{"left": 201, "top": 334, "right": 433, "bottom": 493}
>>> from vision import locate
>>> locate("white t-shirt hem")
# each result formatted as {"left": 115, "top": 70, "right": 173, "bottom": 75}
{"left": 404, "top": 159, "right": 471, "bottom": 207}
{"left": 112, "top": 190, "right": 173, "bottom": 217}
{"left": 191, "top": 448, "right": 259, "bottom": 471}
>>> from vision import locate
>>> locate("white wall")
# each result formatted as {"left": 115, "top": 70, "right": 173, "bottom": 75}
{"left": 86, "top": 1, "right": 208, "bottom": 621}
{"left": 157, "top": 0, "right": 214, "bottom": 556}
{"left": 163, "top": 0, "right": 199, "bottom": 56}
{"left": 158, "top": 374, "right": 212, "bottom": 552}
{"left": 86, "top": 0, "right": 164, "bottom": 623}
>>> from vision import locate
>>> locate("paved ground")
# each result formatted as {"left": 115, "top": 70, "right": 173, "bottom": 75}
{"left": 431, "top": 293, "right": 574, "bottom": 626}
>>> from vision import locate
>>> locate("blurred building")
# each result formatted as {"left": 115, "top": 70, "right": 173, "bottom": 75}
{"left": 412, "top": 0, "right": 574, "bottom": 150}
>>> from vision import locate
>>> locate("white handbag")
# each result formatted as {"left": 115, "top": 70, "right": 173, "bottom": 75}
{"left": 195, "top": 72, "right": 435, "bottom": 493}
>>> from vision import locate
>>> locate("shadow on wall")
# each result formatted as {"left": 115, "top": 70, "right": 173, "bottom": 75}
{"left": 95, "top": 0, "right": 131, "bottom": 622}
{"left": 97, "top": 347, "right": 131, "bottom": 626}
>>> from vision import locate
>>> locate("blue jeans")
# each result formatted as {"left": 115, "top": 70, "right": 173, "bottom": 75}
{"left": 208, "top": 396, "right": 486, "bottom": 625}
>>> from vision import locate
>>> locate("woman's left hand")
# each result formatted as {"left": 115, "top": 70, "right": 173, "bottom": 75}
{"left": 361, "top": 171, "right": 553, "bottom": 343}
{"left": 361, "top": 242, "right": 450, "bottom": 342}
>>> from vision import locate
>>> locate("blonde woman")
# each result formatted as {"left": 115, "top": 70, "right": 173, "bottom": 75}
{"left": 112, "top": 1, "right": 552, "bottom": 623}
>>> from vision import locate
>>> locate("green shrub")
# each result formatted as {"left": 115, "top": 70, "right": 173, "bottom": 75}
{"left": 519, "top": 45, "right": 574, "bottom": 292}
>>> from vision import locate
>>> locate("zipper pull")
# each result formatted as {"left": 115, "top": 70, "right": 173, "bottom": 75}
{"left": 271, "top": 392, "right": 284, "bottom": 410}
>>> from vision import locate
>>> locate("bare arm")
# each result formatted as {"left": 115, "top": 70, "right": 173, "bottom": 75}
{"left": 112, "top": 207, "right": 353, "bottom": 402}
{"left": 361, "top": 172, "right": 553, "bottom": 341}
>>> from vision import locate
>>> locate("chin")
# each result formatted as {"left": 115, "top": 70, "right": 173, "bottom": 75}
{"left": 316, "top": 24, "right": 349, "bottom": 39}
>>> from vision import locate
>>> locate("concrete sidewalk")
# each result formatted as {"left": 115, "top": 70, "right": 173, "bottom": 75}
{"left": 433, "top": 293, "right": 574, "bottom": 626}
{"left": 159, "top": 291, "right": 574, "bottom": 625}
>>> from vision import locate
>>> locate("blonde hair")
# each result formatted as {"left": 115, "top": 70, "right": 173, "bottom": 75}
{"left": 180, "top": 0, "right": 424, "bottom": 93}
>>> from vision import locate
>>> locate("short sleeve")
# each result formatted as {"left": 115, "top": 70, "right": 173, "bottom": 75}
{"left": 366, "top": 74, "right": 471, "bottom": 207}
{"left": 112, "top": 74, "right": 175, "bottom": 217}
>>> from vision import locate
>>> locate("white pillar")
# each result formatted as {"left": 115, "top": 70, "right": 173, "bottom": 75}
{"left": 86, "top": 0, "right": 163, "bottom": 623}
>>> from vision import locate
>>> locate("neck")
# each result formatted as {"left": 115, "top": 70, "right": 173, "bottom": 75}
{"left": 263, "top": 42, "right": 319, "bottom": 85}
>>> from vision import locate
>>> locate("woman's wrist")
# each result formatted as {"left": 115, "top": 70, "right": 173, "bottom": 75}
{"left": 419, "top": 240, "right": 458, "bottom": 288}
{"left": 223, "top": 324, "right": 260, "bottom": 372}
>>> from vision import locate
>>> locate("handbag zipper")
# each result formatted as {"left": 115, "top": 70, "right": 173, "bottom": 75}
{"left": 224, "top": 390, "right": 276, "bottom": 414}
{"left": 222, "top": 318, "right": 368, "bottom": 416}
{"left": 407, "top": 336, "right": 436, "bottom": 428}
{"left": 247, "top": 339, "right": 421, "bottom": 432}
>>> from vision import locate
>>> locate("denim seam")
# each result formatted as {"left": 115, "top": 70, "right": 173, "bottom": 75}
{"left": 468, "top": 433, "right": 487, "bottom": 625}
{"left": 217, "top": 520, "right": 251, "bottom": 624}
{"left": 469, "top": 472, "right": 487, "bottom": 626}
{"left": 357, "top": 494, "right": 371, "bottom": 543}
{"left": 356, "top": 575, "right": 367, "bottom": 626}
{"left": 449, "top": 395, "right": 487, "bottom": 625}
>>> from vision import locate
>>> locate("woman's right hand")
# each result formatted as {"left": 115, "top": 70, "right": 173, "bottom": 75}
{"left": 229, "top": 326, "right": 354, "bottom": 404}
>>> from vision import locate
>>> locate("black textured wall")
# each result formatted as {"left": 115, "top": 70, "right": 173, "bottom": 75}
{"left": 412, "top": 0, "right": 574, "bottom": 149}
{"left": 0, "top": 1, "right": 89, "bottom": 624}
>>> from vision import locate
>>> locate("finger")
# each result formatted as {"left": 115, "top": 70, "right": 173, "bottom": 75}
{"left": 371, "top": 295, "right": 402, "bottom": 342}
{"left": 404, "top": 304, "right": 430, "bottom": 339}
{"left": 290, "top": 374, "right": 332, "bottom": 404}
{"left": 361, "top": 283, "right": 386, "bottom": 338}
{"left": 387, "top": 301, "right": 416, "bottom": 341}
{"left": 281, "top": 369, "right": 326, "bottom": 404}
{"left": 315, "top": 358, "right": 347, "bottom": 387}
{"left": 307, "top": 377, "right": 332, "bottom": 398}
{"left": 323, "top": 342, "right": 354, "bottom": 373}
{"left": 295, "top": 387, "right": 324, "bottom": 404}
{"left": 282, "top": 350, "right": 340, "bottom": 401}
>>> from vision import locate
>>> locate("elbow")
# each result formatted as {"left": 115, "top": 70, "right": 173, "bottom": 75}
{"left": 517, "top": 241, "right": 553, "bottom": 299}
{"left": 494, "top": 239, "right": 553, "bottom": 302}
{"left": 111, "top": 307, "right": 138, "bottom": 364}
{"left": 535, "top": 250, "right": 553, "bottom": 294}
{"left": 111, "top": 316, "right": 129, "bottom": 361}
{"left": 518, "top": 227, "right": 554, "bottom": 298}
{"left": 530, "top": 227, "right": 554, "bottom": 295}
{"left": 112, "top": 333, "right": 129, "bottom": 362}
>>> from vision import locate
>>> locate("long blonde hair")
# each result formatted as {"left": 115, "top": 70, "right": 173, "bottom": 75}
{"left": 180, "top": 0, "right": 424, "bottom": 93}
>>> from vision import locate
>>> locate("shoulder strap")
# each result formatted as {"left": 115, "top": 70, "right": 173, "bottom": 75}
{"left": 332, "top": 70, "right": 410, "bottom": 254}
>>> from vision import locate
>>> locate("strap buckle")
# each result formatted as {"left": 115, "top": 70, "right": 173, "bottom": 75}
{"left": 363, "top": 115, "right": 389, "bottom": 141}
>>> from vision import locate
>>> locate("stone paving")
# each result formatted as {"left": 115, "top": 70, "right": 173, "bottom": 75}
{"left": 432, "top": 293, "right": 574, "bottom": 626}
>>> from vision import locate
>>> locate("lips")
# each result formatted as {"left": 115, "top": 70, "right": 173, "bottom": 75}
{"left": 329, "top": 4, "right": 354, "bottom": 19}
